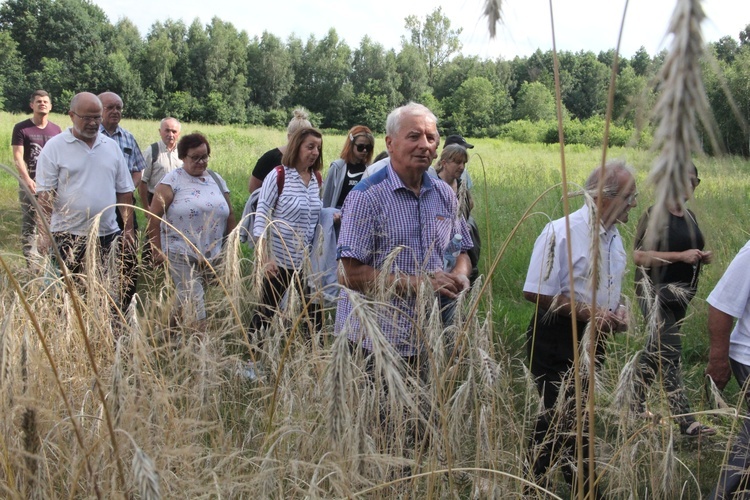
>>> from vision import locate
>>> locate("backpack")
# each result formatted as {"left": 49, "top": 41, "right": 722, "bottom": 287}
{"left": 239, "top": 165, "right": 322, "bottom": 247}
{"left": 150, "top": 142, "right": 159, "bottom": 168}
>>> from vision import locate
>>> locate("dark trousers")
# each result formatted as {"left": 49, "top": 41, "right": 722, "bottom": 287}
{"left": 116, "top": 206, "right": 138, "bottom": 311}
{"left": 526, "top": 310, "right": 603, "bottom": 498}
{"left": 19, "top": 189, "right": 36, "bottom": 262}
{"left": 249, "top": 267, "right": 321, "bottom": 346}
{"left": 634, "top": 295, "right": 695, "bottom": 431}
{"left": 53, "top": 231, "right": 124, "bottom": 310}
{"left": 708, "top": 359, "right": 750, "bottom": 499}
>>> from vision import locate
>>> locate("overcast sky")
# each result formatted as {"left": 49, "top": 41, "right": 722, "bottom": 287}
{"left": 99, "top": 0, "right": 749, "bottom": 60}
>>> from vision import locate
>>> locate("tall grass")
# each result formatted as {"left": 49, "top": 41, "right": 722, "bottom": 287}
{"left": 1, "top": 29, "right": 750, "bottom": 494}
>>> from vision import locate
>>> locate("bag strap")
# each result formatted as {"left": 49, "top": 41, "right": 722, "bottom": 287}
{"left": 150, "top": 142, "right": 159, "bottom": 168}
{"left": 205, "top": 168, "right": 224, "bottom": 190}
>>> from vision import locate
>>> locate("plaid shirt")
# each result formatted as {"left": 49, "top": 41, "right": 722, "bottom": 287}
{"left": 99, "top": 125, "right": 146, "bottom": 173}
{"left": 335, "top": 164, "right": 472, "bottom": 357}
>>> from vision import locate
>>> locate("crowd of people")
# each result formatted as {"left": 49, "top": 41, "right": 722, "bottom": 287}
{"left": 10, "top": 90, "right": 750, "bottom": 497}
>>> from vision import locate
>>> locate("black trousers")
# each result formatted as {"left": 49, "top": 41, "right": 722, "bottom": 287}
{"left": 249, "top": 267, "right": 321, "bottom": 346}
{"left": 116, "top": 206, "right": 138, "bottom": 311}
{"left": 526, "top": 309, "right": 603, "bottom": 498}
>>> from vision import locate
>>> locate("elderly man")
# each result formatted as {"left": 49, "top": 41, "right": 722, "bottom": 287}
{"left": 11, "top": 90, "right": 62, "bottom": 264}
{"left": 36, "top": 92, "right": 134, "bottom": 303}
{"left": 98, "top": 91, "right": 145, "bottom": 309}
{"left": 139, "top": 117, "right": 182, "bottom": 209}
{"left": 705, "top": 241, "right": 750, "bottom": 499}
{"left": 523, "top": 160, "right": 637, "bottom": 498}
{"left": 335, "top": 102, "right": 473, "bottom": 364}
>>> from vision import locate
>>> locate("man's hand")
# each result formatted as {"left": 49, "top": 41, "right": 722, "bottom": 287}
{"left": 23, "top": 177, "right": 36, "bottom": 195}
{"left": 264, "top": 259, "right": 279, "bottom": 278}
{"left": 430, "top": 270, "right": 470, "bottom": 299}
{"left": 706, "top": 358, "right": 732, "bottom": 391}
{"left": 122, "top": 228, "right": 136, "bottom": 250}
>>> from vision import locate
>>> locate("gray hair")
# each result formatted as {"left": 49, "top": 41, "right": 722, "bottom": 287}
{"left": 160, "top": 117, "right": 181, "bottom": 129}
{"left": 385, "top": 102, "right": 438, "bottom": 137}
{"left": 584, "top": 159, "right": 636, "bottom": 198}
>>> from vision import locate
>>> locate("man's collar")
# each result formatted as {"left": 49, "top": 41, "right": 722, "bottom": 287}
{"left": 582, "top": 200, "right": 617, "bottom": 235}
{"left": 386, "top": 163, "right": 435, "bottom": 193}
{"left": 99, "top": 123, "right": 121, "bottom": 136}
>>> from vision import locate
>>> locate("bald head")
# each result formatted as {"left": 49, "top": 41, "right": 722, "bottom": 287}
{"left": 68, "top": 92, "right": 103, "bottom": 145}
{"left": 98, "top": 91, "right": 123, "bottom": 133}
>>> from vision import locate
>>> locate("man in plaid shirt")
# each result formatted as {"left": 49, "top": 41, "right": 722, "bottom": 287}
{"left": 335, "top": 102, "right": 473, "bottom": 363}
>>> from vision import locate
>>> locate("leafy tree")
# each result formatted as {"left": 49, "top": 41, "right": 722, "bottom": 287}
{"left": 563, "top": 51, "right": 609, "bottom": 119}
{"left": 0, "top": 30, "right": 24, "bottom": 110}
{"left": 111, "top": 18, "right": 143, "bottom": 66}
{"left": 713, "top": 35, "right": 739, "bottom": 64}
{"left": 141, "top": 22, "right": 179, "bottom": 99}
{"left": 396, "top": 44, "right": 428, "bottom": 103}
{"left": 0, "top": 0, "right": 53, "bottom": 74}
{"left": 443, "top": 76, "right": 505, "bottom": 137}
{"left": 740, "top": 24, "right": 750, "bottom": 46}
{"left": 513, "top": 81, "right": 556, "bottom": 121}
{"left": 403, "top": 7, "right": 462, "bottom": 86}
{"left": 247, "top": 31, "right": 293, "bottom": 110}
{"left": 291, "top": 29, "right": 352, "bottom": 128}
{"left": 203, "top": 17, "right": 250, "bottom": 123}
{"left": 612, "top": 65, "right": 650, "bottom": 126}
{"left": 101, "top": 51, "right": 154, "bottom": 118}
{"left": 630, "top": 46, "right": 652, "bottom": 76}
{"left": 351, "top": 36, "right": 402, "bottom": 111}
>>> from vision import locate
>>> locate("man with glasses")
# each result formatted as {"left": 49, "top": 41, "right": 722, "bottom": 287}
{"left": 522, "top": 160, "right": 637, "bottom": 498}
{"left": 99, "top": 91, "right": 145, "bottom": 311}
{"left": 11, "top": 90, "right": 62, "bottom": 266}
{"left": 36, "top": 92, "right": 134, "bottom": 309}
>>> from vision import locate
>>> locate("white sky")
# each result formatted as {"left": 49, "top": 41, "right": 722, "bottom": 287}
{"left": 99, "top": 0, "right": 749, "bottom": 60}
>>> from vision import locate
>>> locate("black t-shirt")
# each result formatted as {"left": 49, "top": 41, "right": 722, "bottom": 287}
{"left": 634, "top": 207, "right": 705, "bottom": 294}
{"left": 335, "top": 162, "right": 367, "bottom": 208}
{"left": 252, "top": 148, "right": 283, "bottom": 181}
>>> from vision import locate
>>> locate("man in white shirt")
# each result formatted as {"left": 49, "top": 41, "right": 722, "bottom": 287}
{"left": 705, "top": 241, "right": 750, "bottom": 499}
{"left": 36, "top": 92, "right": 134, "bottom": 309}
{"left": 523, "top": 159, "right": 637, "bottom": 498}
{"left": 139, "top": 117, "right": 182, "bottom": 208}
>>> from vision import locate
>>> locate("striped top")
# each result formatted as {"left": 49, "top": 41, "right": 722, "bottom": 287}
{"left": 335, "top": 164, "right": 473, "bottom": 357}
{"left": 253, "top": 166, "right": 323, "bottom": 270}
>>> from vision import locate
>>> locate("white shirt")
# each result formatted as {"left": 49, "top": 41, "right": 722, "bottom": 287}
{"left": 253, "top": 166, "right": 323, "bottom": 270}
{"left": 707, "top": 240, "right": 750, "bottom": 365}
{"left": 36, "top": 128, "right": 134, "bottom": 236}
{"left": 523, "top": 204, "right": 627, "bottom": 312}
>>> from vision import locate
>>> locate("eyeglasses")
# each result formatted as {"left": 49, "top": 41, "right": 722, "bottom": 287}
{"left": 71, "top": 112, "right": 102, "bottom": 123}
{"left": 690, "top": 177, "right": 701, "bottom": 188}
{"left": 354, "top": 143, "right": 373, "bottom": 153}
{"left": 187, "top": 154, "right": 210, "bottom": 164}
{"left": 625, "top": 191, "right": 639, "bottom": 206}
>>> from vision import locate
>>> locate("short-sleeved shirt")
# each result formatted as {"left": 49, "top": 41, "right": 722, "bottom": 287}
{"left": 160, "top": 167, "right": 230, "bottom": 261}
{"left": 335, "top": 164, "right": 473, "bottom": 357}
{"left": 523, "top": 204, "right": 627, "bottom": 313}
{"left": 36, "top": 128, "right": 134, "bottom": 236}
{"left": 99, "top": 125, "right": 146, "bottom": 174}
{"left": 141, "top": 140, "right": 182, "bottom": 193}
{"left": 707, "top": 240, "right": 750, "bottom": 366}
{"left": 253, "top": 166, "right": 323, "bottom": 270}
{"left": 252, "top": 148, "right": 283, "bottom": 181}
{"left": 11, "top": 118, "right": 62, "bottom": 180}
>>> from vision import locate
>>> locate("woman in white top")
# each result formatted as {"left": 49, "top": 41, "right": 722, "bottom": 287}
{"left": 250, "top": 127, "right": 324, "bottom": 339}
{"left": 147, "top": 133, "right": 236, "bottom": 331}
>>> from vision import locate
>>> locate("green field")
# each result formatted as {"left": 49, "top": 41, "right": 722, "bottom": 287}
{"left": 1, "top": 110, "right": 750, "bottom": 497}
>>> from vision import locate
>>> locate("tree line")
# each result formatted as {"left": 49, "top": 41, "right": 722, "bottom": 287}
{"left": 0, "top": 0, "right": 748, "bottom": 155}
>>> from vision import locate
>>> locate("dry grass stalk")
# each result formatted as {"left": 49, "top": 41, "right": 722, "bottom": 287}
{"left": 646, "top": 0, "right": 718, "bottom": 250}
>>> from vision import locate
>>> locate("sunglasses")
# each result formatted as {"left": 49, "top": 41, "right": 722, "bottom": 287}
{"left": 355, "top": 143, "right": 373, "bottom": 153}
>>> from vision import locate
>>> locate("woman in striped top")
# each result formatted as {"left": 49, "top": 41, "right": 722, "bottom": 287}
{"left": 250, "top": 127, "right": 324, "bottom": 340}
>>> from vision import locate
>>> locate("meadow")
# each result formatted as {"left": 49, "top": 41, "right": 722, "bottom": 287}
{"left": 0, "top": 110, "right": 749, "bottom": 497}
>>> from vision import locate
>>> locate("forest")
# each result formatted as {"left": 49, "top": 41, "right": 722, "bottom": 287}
{"left": 0, "top": 0, "right": 749, "bottom": 155}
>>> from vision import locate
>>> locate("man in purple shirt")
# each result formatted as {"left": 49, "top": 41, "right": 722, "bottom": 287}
{"left": 335, "top": 102, "right": 473, "bottom": 362}
{"left": 11, "top": 90, "right": 62, "bottom": 264}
